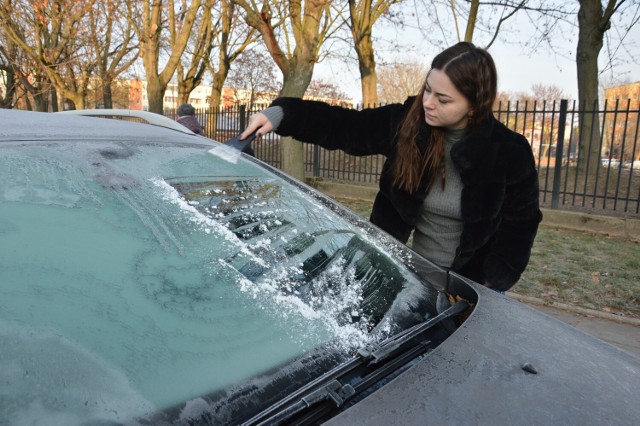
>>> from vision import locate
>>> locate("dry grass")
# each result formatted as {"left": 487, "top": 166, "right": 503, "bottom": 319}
{"left": 332, "top": 196, "right": 640, "bottom": 319}
{"left": 518, "top": 226, "right": 640, "bottom": 318}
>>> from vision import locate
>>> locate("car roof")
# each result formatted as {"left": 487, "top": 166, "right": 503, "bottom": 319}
{"left": 0, "top": 109, "right": 210, "bottom": 146}
{"left": 59, "top": 109, "right": 196, "bottom": 134}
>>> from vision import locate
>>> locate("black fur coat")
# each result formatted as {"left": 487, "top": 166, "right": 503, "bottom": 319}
{"left": 270, "top": 97, "right": 542, "bottom": 291}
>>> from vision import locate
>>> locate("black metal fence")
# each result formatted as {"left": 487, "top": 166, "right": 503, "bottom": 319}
{"left": 166, "top": 99, "right": 640, "bottom": 217}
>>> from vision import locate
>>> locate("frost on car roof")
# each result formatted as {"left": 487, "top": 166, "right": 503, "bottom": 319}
{"left": 0, "top": 109, "right": 208, "bottom": 145}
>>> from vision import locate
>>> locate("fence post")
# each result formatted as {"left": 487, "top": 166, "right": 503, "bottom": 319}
{"left": 551, "top": 99, "right": 568, "bottom": 209}
{"left": 239, "top": 105, "right": 246, "bottom": 131}
{"left": 313, "top": 145, "right": 320, "bottom": 177}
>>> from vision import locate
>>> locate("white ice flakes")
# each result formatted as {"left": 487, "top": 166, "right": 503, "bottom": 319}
{"left": 150, "top": 178, "right": 377, "bottom": 351}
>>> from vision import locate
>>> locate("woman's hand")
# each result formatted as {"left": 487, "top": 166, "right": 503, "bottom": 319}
{"left": 240, "top": 112, "right": 273, "bottom": 140}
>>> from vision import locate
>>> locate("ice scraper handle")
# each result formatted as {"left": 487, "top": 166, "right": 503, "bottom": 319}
{"left": 224, "top": 131, "right": 257, "bottom": 154}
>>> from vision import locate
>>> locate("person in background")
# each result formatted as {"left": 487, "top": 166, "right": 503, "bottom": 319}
{"left": 240, "top": 42, "right": 542, "bottom": 293}
{"left": 176, "top": 103, "right": 203, "bottom": 134}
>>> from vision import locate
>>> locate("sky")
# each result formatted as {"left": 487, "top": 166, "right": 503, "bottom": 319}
{"left": 314, "top": 5, "right": 640, "bottom": 104}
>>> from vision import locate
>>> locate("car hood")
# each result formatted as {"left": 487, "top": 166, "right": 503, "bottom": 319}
{"left": 327, "top": 275, "right": 640, "bottom": 424}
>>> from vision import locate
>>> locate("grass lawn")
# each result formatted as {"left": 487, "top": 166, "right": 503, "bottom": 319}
{"left": 518, "top": 225, "right": 640, "bottom": 318}
{"left": 331, "top": 195, "right": 640, "bottom": 319}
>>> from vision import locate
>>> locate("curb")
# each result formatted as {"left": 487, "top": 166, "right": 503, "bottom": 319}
{"left": 507, "top": 292, "right": 640, "bottom": 326}
{"left": 540, "top": 208, "right": 640, "bottom": 240}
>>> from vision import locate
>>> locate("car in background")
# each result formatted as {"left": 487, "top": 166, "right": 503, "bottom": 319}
{"left": 1, "top": 109, "right": 639, "bottom": 425}
{"left": 601, "top": 158, "right": 621, "bottom": 168}
{"left": 623, "top": 159, "right": 640, "bottom": 171}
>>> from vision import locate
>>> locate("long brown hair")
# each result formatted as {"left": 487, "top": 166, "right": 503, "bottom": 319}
{"left": 392, "top": 42, "right": 497, "bottom": 193}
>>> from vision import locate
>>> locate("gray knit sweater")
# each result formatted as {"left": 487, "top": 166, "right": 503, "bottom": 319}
{"left": 412, "top": 128, "right": 466, "bottom": 268}
{"left": 261, "top": 106, "right": 284, "bottom": 131}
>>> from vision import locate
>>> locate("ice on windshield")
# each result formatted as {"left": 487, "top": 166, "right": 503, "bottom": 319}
{"left": 152, "top": 176, "right": 426, "bottom": 348}
{"left": 0, "top": 142, "right": 436, "bottom": 422}
{"left": 0, "top": 319, "right": 155, "bottom": 423}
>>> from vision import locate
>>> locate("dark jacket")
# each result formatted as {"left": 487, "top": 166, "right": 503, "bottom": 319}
{"left": 177, "top": 115, "right": 203, "bottom": 134}
{"left": 271, "top": 96, "right": 542, "bottom": 291}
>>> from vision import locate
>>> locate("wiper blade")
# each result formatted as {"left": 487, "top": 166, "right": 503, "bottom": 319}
{"left": 358, "top": 298, "right": 468, "bottom": 364}
{"left": 243, "top": 299, "right": 470, "bottom": 425}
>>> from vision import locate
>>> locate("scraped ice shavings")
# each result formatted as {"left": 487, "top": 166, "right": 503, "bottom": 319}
{"left": 150, "top": 178, "right": 265, "bottom": 266}
{"left": 152, "top": 178, "right": 381, "bottom": 350}
{"left": 207, "top": 144, "right": 241, "bottom": 164}
{"left": 219, "top": 254, "right": 375, "bottom": 350}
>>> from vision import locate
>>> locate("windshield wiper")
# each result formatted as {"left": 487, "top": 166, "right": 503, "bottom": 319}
{"left": 242, "top": 299, "right": 470, "bottom": 425}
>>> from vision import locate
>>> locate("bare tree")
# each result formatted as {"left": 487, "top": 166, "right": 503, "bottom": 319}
{"left": 130, "top": 0, "right": 203, "bottom": 113}
{"left": 531, "top": 84, "right": 569, "bottom": 157}
{"left": 88, "top": 0, "right": 138, "bottom": 109}
{"left": 207, "top": 0, "right": 257, "bottom": 114}
{"left": 461, "top": 0, "right": 528, "bottom": 46}
{"left": 348, "top": 0, "right": 402, "bottom": 105}
{"left": 233, "top": 0, "right": 341, "bottom": 180}
{"left": 530, "top": 83, "right": 569, "bottom": 100}
{"left": 575, "top": 0, "right": 634, "bottom": 175}
{"left": 376, "top": 61, "right": 426, "bottom": 104}
{"left": 0, "top": 0, "right": 96, "bottom": 110}
{"left": 0, "top": 31, "right": 18, "bottom": 108}
{"left": 226, "top": 48, "right": 280, "bottom": 109}
{"left": 176, "top": 0, "right": 216, "bottom": 106}
{"left": 0, "top": 42, "right": 53, "bottom": 111}
{"left": 306, "top": 78, "right": 348, "bottom": 101}
{"left": 413, "top": 0, "right": 534, "bottom": 48}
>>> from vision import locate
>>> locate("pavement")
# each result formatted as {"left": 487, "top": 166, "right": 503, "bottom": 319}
{"left": 519, "top": 300, "right": 640, "bottom": 358}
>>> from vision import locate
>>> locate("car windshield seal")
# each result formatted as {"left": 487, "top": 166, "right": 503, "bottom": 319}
{"left": 243, "top": 300, "right": 470, "bottom": 425}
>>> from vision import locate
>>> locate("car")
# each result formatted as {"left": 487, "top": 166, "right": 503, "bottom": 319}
{"left": 1, "top": 109, "right": 639, "bottom": 425}
{"left": 623, "top": 160, "right": 640, "bottom": 171}
{"left": 601, "top": 158, "right": 621, "bottom": 168}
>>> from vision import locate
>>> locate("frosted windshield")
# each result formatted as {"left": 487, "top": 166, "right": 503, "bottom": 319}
{"left": 0, "top": 141, "right": 435, "bottom": 423}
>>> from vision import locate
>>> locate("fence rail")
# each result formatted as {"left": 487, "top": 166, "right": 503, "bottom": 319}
{"left": 166, "top": 99, "right": 640, "bottom": 218}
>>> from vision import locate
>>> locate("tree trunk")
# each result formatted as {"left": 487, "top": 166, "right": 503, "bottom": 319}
{"left": 177, "top": 74, "right": 194, "bottom": 106}
{"left": 208, "top": 74, "right": 224, "bottom": 136}
{"left": 236, "top": 0, "right": 333, "bottom": 180}
{"left": 208, "top": 63, "right": 231, "bottom": 135}
{"left": 576, "top": 0, "right": 610, "bottom": 175}
{"left": 102, "top": 80, "right": 113, "bottom": 109}
{"left": 69, "top": 92, "right": 85, "bottom": 110}
{"left": 0, "top": 63, "right": 17, "bottom": 108}
{"left": 50, "top": 87, "right": 58, "bottom": 112}
{"left": 135, "top": 0, "right": 203, "bottom": 114}
{"left": 209, "top": 81, "right": 223, "bottom": 111}
{"left": 280, "top": 65, "right": 315, "bottom": 181}
{"left": 464, "top": 0, "right": 480, "bottom": 42}
{"left": 34, "top": 94, "right": 48, "bottom": 112}
{"left": 349, "top": 0, "right": 379, "bottom": 106}
{"left": 146, "top": 76, "right": 166, "bottom": 114}
{"left": 33, "top": 79, "right": 49, "bottom": 112}
{"left": 355, "top": 33, "right": 378, "bottom": 106}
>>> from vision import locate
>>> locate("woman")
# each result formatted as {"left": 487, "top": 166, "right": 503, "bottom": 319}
{"left": 240, "top": 42, "right": 542, "bottom": 292}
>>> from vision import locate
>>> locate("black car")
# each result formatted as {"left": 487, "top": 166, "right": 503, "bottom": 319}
{"left": 1, "top": 109, "right": 638, "bottom": 425}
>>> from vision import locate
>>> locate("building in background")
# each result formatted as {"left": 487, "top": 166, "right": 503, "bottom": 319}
{"left": 128, "top": 80, "right": 144, "bottom": 110}
{"left": 603, "top": 82, "right": 640, "bottom": 165}
{"left": 126, "top": 81, "right": 277, "bottom": 111}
